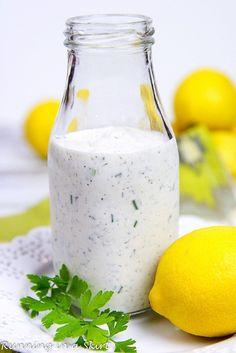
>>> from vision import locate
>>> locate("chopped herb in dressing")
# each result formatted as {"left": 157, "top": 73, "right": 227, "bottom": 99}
{"left": 118, "top": 285, "right": 123, "bottom": 294}
{"left": 90, "top": 168, "right": 97, "bottom": 176}
{"left": 132, "top": 200, "right": 139, "bottom": 210}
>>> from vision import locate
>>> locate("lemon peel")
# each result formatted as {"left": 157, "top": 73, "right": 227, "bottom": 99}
{"left": 150, "top": 226, "right": 236, "bottom": 337}
{"left": 24, "top": 100, "right": 60, "bottom": 159}
{"left": 174, "top": 69, "right": 236, "bottom": 131}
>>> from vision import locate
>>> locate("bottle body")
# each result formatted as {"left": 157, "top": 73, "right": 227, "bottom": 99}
{"left": 48, "top": 15, "right": 179, "bottom": 313}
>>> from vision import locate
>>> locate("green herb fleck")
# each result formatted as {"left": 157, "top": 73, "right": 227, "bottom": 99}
{"left": 132, "top": 200, "right": 139, "bottom": 210}
{"left": 133, "top": 220, "right": 138, "bottom": 228}
{"left": 118, "top": 286, "right": 123, "bottom": 294}
{"left": 90, "top": 168, "right": 97, "bottom": 177}
{"left": 20, "top": 265, "right": 136, "bottom": 352}
{"left": 70, "top": 195, "right": 73, "bottom": 204}
{"left": 111, "top": 214, "right": 114, "bottom": 223}
{"left": 114, "top": 172, "right": 122, "bottom": 178}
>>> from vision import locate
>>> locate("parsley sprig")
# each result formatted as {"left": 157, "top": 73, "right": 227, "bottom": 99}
{"left": 20, "top": 265, "right": 137, "bottom": 352}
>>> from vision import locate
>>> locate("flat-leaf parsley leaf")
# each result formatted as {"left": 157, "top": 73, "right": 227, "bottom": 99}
{"left": 20, "top": 265, "right": 137, "bottom": 352}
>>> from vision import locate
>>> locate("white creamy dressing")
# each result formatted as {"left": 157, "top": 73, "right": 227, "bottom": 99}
{"left": 48, "top": 126, "right": 179, "bottom": 313}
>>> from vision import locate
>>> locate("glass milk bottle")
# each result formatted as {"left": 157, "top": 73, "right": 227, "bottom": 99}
{"left": 48, "top": 14, "right": 179, "bottom": 314}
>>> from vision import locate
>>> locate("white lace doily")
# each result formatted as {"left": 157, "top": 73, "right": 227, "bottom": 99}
{"left": 0, "top": 228, "right": 88, "bottom": 353}
{"left": 0, "top": 219, "right": 236, "bottom": 353}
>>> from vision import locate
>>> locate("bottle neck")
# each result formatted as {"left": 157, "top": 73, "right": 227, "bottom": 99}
{"left": 54, "top": 14, "right": 172, "bottom": 139}
{"left": 68, "top": 46, "right": 152, "bottom": 86}
{"left": 62, "top": 14, "right": 156, "bottom": 125}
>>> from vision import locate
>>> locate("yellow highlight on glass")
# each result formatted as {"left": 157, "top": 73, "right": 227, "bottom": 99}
{"left": 76, "top": 88, "right": 90, "bottom": 101}
{"left": 140, "top": 84, "right": 163, "bottom": 132}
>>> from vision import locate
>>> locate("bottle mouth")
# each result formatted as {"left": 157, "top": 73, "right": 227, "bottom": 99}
{"left": 64, "top": 14, "right": 154, "bottom": 49}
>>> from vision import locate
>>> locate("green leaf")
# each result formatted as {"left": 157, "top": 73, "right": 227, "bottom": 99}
{"left": 91, "top": 311, "right": 114, "bottom": 326}
{"left": 59, "top": 264, "right": 70, "bottom": 282}
{"left": 20, "top": 297, "right": 55, "bottom": 312}
{"left": 27, "top": 274, "right": 50, "bottom": 286}
{"left": 54, "top": 322, "right": 87, "bottom": 341}
{"left": 30, "top": 310, "right": 39, "bottom": 318}
{"left": 42, "top": 309, "right": 76, "bottom": 329}
{"left": 68, "top": 275, "right": 88, "bottom": 298}
{"left": 51, "top": 291, "right": 72, "bottom": 312}
{"left": 108, "top": 311, "right": 130, "bottom": 336}
{"left": 27, "top": 274, "right": 51, "bottom": 296}
{"left": 90, "top": 291, "right": 113, "bottom": 310}
{"left": 80, "top": 290, "right": 113, "bottom": 319}
{"left": 21, "top": 301, "right": 30, "bottom": 312}
{"left": 20, "top": 265, "right": 136, "bottom": 352}
{"left": 58, "top": 294, "right": 72, "bottom": 311}
{"left": 87, "top": 326, "right": 108, "bottom": 345}
{"left": 51, "top": 275, "right": 68, "bottom": 291}
{"left": 80, "top": 289, "right": 92, "bottom": 316}
{"left": 114, "top": 339, "right": 137, "bottom": 353}
{"left": 75, "top": 336, "right": 87, "bottom": 348}
{"left": 42, "top": 310, "right": 59, "bottom": 329}
{"left": 34, "top": 288, "right": 51, "bottom": 299}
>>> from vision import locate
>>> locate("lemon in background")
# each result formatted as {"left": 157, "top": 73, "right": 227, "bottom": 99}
{"left": 24, "top": 100, "right": 60, "bottom": 159}
{"left": 173, "top": 69, "right": 236, "bottom": 132}
{"left": 149, "top": 226, "right": 236, "bottom": 337}
{"left": 211, "top": 130, "right": 236, "bottom": 178}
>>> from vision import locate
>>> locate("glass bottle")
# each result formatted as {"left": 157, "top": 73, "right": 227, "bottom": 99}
{"left": 48, "top": 14, "right": 179, "bottom": 314}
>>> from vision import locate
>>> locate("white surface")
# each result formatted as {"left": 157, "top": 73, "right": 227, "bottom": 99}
{"left": 0, "top": 0, "right": 236, "bottom": 127}
{"left": 0, "top": 217, "right": 235, "bottom": 353}
{"left": 0, "top": 128, "right": 48, "bottom": 216}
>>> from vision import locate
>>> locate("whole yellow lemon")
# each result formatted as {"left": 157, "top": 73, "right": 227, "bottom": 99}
{"left": 211, "top": 130, "right": 236, "bottom": 178}
{"left": 174, "top": 69, "right": 236, "bottom": 132}
{"left": 149, "top": 226, "right": 236, "bottom": 337}
{"left": 24, "top": 100, "right": 60, "bottom": 159}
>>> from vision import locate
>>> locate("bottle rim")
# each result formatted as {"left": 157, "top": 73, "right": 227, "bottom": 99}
{"left": 64, "top": 14, "right": 154, "bottom": 50}
{"left": 66, "top": 14, "right": 152, "bottom": 27}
